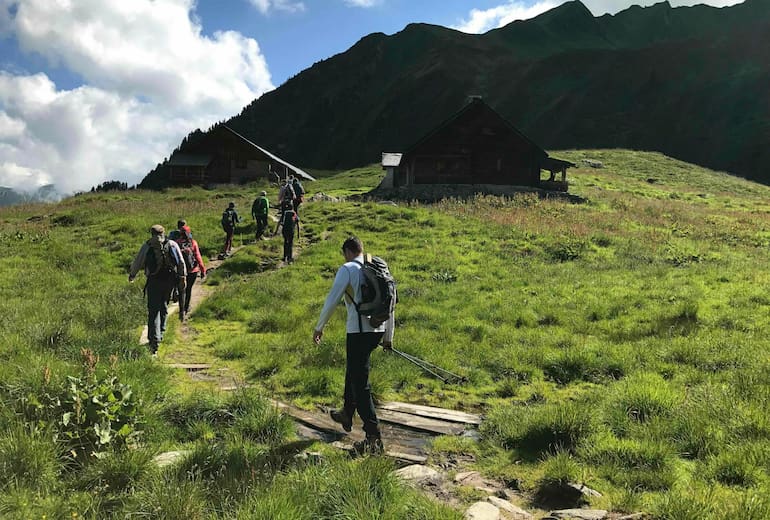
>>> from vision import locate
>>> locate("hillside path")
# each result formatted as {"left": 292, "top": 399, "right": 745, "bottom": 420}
{"left": 139, "top": 236, "right": 481, "bottom": 464}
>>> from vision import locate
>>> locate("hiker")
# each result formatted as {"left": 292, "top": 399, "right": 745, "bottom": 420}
{"left": 174, "top": 224, "right": 206, "bottom": 320}
{"left": 278, "top": 199, "right": 300, "bottom": 264}
{"left": 292, "top": 176, "right": 304, "bottom": 213}
{"left": 251, "top": 190, "right": 270, "bottom": 240}
{"left": 221, "top": 202, "right": 241, "bottom": 256}
{"left": 313, "top": 236, "right": 395, "bottom": 455}
{"left": 278, "top": 178, "right": 295, "bottom": 208}
{"left": 128, "top": 224, "right": 187, "bottom": 356}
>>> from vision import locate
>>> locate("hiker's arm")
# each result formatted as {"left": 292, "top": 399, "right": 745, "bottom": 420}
{"left": 128, "top": 243, "right": 148, "bottom": 281}
{"left": 382, "top": 312, "right": 395, "bottom": 348}
{"left": 315, "top": 267, "right": 351, "bottom": 333}
{"left": 193, "top": 241, "right": 206, "bottom": 276}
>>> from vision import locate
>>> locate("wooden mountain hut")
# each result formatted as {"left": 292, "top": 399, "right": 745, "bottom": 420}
{"left": 380, "top": 98, "right": 572, "bottom": 191}
{"left": 168, "top": 125, "right": 314, "bottom": 186}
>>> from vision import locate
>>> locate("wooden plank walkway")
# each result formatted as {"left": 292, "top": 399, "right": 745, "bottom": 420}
{"left": 164, "top": 363, "right": 212, "bottom": 371}
{"left": 380, "top": 402, "right": 482, "bottom": 425}
{"left": 377, "top": 409, "right": 467, "bottom": 436}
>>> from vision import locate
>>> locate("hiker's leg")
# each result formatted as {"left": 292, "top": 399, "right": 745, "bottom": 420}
{"left": 283, "top": 237, "right": 291, "bottom": 261}
{"left": 158, "top": 277, "right": 173, "bottom": 341}
{"left": 343, "top": 334, "right": 357, "bottom": 418}
{"left": 256, "top": 216, "right": 266, "bottom": 238}
{"left": 349, "top": 332, "right": 383, "bottom": 437}
{"left": 177, "top": 278, "right": 186, "bottom": 321}
{"left": 146, "top": 280, "right": 163, "bottom": 348}
{"left": 287, "top": 237, "right": 294, "bottom": 261}
{"left": 184, "top": 273, "right": 196, "bottom": 314}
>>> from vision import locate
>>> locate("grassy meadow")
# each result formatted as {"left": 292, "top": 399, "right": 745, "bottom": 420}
{"left": 1, "top": 150, "right": 770, "bottom": 518}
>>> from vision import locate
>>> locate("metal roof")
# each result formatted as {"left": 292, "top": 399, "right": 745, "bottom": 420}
{"left": 382, "top": 153, "right": 403, "bottom": 167}
{"left": 167, "top": 154, "right": 213, "bottom": 167}
{"left": 222, "top": 126, "right": 316, "bottom": 181}
{"left": 542, "top": 157, "right": 577, "bottom": 169}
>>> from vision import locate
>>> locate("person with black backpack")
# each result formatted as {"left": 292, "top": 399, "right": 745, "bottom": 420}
{"left": 129, "top": 224, "right": 187, "bottom": 356}
{"left": 313, "top": 236, "right": 396, "bottom": 455}
{"left": 277, "top": 199, "right": 300, "bottom": 264}
{"left": 291, "top": 176, "right": 304, "bottom": 214}
{"left": 221, "top": 201, "right": 241, "bottom": 256}
{"left": 174, "top": 224, "right": 206, "bottom": 321}
{"left": 251, "top": 190, "right": 270, "bottom": 240}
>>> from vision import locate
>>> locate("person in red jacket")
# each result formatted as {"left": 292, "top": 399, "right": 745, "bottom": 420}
{"left": 174, "top": 223, "right": 206, "bottom": 320}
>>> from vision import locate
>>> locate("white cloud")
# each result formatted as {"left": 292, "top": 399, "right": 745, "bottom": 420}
{"left": 453, "top": 1, "right": 561, "bottom": 33}
{"left": 583, "top": 0, "right": 743, "bottom": 15}
{"left": 454, "top": 0, "right": 746, "bottom": 33}
{"left": 247, "top": 0, "right": 306, "bottom": 14}
{"left": 343, "top": 0, "right": 382, "bottom": 7}
{"left": 0, "top": 0, "right": 275, "bottom": 193}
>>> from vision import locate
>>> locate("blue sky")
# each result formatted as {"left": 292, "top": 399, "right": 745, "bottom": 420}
{"left": 0, "top": 0, "right": 744, "bottom": 192}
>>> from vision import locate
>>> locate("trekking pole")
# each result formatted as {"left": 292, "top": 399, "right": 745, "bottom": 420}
{"left": 400, "top": 349, "right": 468, "bottom": 384}
{"left": 390, "top": 348, "right": 467, "bottom": 384}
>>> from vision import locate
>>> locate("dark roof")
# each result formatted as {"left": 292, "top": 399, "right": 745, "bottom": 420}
{"left": 168, "top": 154, "right": 213, "bottom": 167}
{"left": 222, "top": 126, "right": 316, "bottom": 181}
{"left": 403, "top": 98, "right": 547, "bottom": 159}
{"left": 543, "top": 157, "right": 577, "bottom": 169}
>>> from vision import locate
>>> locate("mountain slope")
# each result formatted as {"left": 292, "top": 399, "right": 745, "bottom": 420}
{"left": 157, "top": 0, "right": 770, "bottom": 184}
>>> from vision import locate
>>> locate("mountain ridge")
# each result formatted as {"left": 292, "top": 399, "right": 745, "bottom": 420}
{"left": 142, "top": 0, "right": 770, "bottom": 187}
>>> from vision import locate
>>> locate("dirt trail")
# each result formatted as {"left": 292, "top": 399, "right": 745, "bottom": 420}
{"left": 142, "top": 235, "right": 478, "bottom": 465}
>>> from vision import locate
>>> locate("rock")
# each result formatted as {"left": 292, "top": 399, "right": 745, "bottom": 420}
{"left": 378, "top": 200, "right": 398, "bottom": 206}
{"left": 465, "top": 501, "right": 500, "bottom": 520}
{"left": 486, "top": 496, "right": 533, "bottom": 519}
{"left": 583, "top": 159, "right": 603, "bottom": 169}
{"left": 454, "top": 470, "right": 503, "bottom": 493}
{"left": 618, "top": 514, "right": 650, "bottom": 520}
{"left": 567, "top": 482, "right": 602, "bottom": 498}
{"left": 153, "top": 450, "right": 190, "bottom": 468}
{"left": 391, "top": 464, "right": 442, "bottom": 484}
{"left": 309, "top": 192, "right": 340, "bottom": 202}
{"left": 549, "top": 509, "right": 609, "bottom": 520}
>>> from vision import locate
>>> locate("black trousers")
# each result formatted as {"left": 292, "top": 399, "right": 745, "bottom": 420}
{"left": 255, "top": 215, "right": 268, "bottom": 238}
{"left": 343, "top": 332, "right": 384, "bottom": 438}
{"left": 283, "top": 235, "right": 293, "bottom": 261}
{"left": 178, "top": 272, "right": 198, "bottom": 316}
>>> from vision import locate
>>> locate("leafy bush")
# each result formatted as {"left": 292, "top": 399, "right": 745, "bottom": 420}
{"left": 18, "top": 350, "right": 142, "bottom": 462}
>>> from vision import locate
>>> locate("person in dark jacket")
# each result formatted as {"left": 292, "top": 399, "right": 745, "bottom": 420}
{"left": 221, "top": 202, "right": 240, "bottom": 256}
{"left": 174, "top": 224, "right": 206, "bottom": 320}
{"left": 292, "top": 176, "right": 304, "bottom": 214}
{"left": 278, "top": 199, "right": 300, "bottom": 264}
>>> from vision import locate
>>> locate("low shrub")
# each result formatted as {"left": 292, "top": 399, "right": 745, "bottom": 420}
{"left": 0, "top": 423, "right": 60, "bottom": 491}
{"left": 483, "top": 401, "right": 597, "bottom": 458}
{"left": 606, "top": 372, "right": 679, "bottom": 436}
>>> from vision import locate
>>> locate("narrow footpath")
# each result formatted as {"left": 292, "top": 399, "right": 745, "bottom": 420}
{"left": 141, "top": 225, "right": 640, "bottom": 520}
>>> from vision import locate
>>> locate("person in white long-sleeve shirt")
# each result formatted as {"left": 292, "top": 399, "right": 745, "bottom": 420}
{"left": 313, "top": 236, "right": 394, "bottom": 454}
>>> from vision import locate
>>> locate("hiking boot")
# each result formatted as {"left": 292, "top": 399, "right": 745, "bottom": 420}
{"left": 353, "top": 436, "right": 384, "bottom": 456}
{"left": 330, "top": 409, "right": 352, "bottom": 432}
